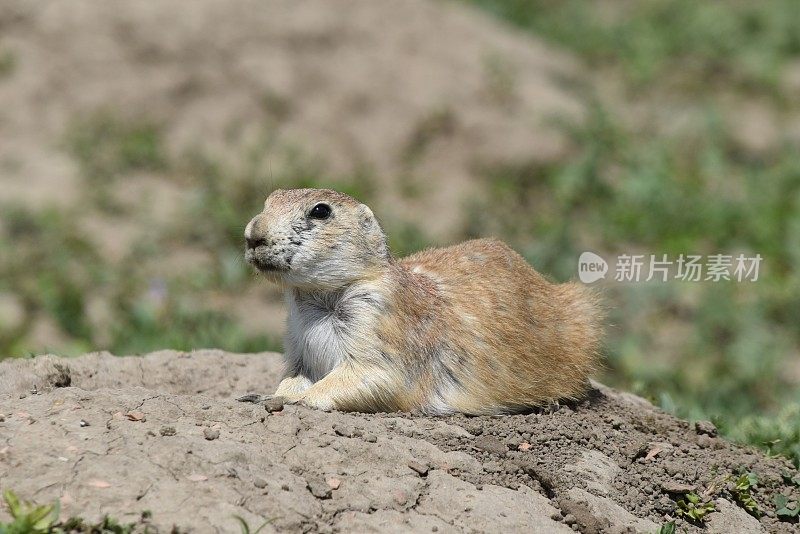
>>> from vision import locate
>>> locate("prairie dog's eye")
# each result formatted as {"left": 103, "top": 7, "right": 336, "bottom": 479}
{"left": 308, "top": 203, "right": 332, "bottom": 220}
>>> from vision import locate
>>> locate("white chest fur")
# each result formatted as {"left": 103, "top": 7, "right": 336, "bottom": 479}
{"left": 284, "top": 285, "right": 383, "bottom": 382}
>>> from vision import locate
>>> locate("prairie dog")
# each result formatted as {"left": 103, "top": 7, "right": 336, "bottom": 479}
{"left": 244, "top": 188, "right": 602, "bottom": 414}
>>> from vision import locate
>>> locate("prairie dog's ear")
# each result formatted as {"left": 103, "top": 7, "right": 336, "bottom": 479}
{"left": 359, "top": 204, "right": 390, "bottom": 259}
{"left": 359, "top": 205, "right": 376, "bottom": 230}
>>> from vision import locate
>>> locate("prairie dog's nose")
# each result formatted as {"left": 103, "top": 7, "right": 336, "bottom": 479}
{"left": 246, "top": 236, "right": 267, "bottom": 250}
{"left": 245, "top": 215, "right": 267, "bottom": 250}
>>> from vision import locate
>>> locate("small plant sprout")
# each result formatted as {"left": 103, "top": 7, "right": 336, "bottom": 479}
{"left": 1, "top": 490, "right": 60, "bottom": 533}
{"left": 775, "top": 494, "right": 800, "bottom": 519}
{"left": 675, "top": 492, "right": 715, "bottom": 523}
{"left": 1, "top": 490, "right": 158, "bottom": 533}
{"left": 782, "top": 470, "right": 800, "bottom": 487}
{"left": 730, "top": 471, "right": 761, "bottom": 517}
{"left": 232, "top": 514, "right": 274, "bottom": 534}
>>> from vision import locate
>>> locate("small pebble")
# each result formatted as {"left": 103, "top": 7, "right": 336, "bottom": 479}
{"left": 79, "top": 419, "right": 90, "bottom": 427}
{"left": 253, "top": 477, "right": 268, "bottom": 489}
{"left": 126, "top": 411, "right": 146, "bottom": 422}
{"left": 695, "top": 420, "right": 718, "bottom": 437}
{"left": 333, "top": 423, "right": 356, "bottom": 438}
{"left": 661, "top": 481, "right": 695, "bottom": 494}
{"left": 264, "top": 397, "right": 286, "bottom": 413}
{"left": 474, "top": 435, "right": 506, "bottom": 456}
{"left": 393, "top": 490, "right": 408, "bottom": 505}
{"left": 697, "top": 435, "right": 714, "bottom": 449}
{"left": 203, "top": 428, "right": 220, "bottom": 441}
{"left": 160, "top": 426, "right": 176, "bottom": 437}
{"left": 364, "top": 434, "right": 377, "bottom": 443}
{"left": 563, "top": 514, "right": 576, "bottom": 525}
{"left": 463, "top": 420, "right": 483, "bottom": 436}
{"left": 408, "top": 460, "right": 429, "bottom": 476}
{"left": 307, "top": 477, "right": 332, "bottom": 499}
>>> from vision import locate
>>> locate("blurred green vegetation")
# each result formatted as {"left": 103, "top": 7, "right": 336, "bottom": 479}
{"left": 0, "top": 48, "right": 16, "bottom": 79}
{"left": 468, "top": 0, "right": 800, "bottom": 94}
{"left": 0, "top": 117, "right": 284, "bottom": 358}
{"left": 466, "top": 0, "right": 800, "bottom": 466}
{"left": 0, "top": 199, "right": 279, "bottom": 357}
{"left": 64, "top": 112, "right": 168, "bottom": 211}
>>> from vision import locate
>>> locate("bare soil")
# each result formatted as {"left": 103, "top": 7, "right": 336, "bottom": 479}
{"left": 1, "top": 350, "right": 798, "bottom": 533}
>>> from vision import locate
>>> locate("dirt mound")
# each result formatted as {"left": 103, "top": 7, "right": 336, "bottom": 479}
{"left": 1, "top": 351, "right": 797, "bottom": 533}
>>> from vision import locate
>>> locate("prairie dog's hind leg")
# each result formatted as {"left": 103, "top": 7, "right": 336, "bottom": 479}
{"left": 299, "top": 364, "right": 400, "bottom": 412}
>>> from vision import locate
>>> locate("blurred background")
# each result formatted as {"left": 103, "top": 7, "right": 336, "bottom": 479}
{"left": 0, "top": 0, "right": 798, "bottom": 465}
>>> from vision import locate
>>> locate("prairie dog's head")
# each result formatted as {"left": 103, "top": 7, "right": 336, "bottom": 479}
{"left": 245, "top": 188, "right": 390, "bottom": 290}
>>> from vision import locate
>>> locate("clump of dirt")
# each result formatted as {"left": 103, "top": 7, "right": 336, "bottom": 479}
{"left": 1, "top": 351, "right": 797, "bottom": 533}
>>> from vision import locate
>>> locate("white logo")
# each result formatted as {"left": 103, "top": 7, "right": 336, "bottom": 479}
{"left": 578, "top": 252, "right": 608, "bottom": 284}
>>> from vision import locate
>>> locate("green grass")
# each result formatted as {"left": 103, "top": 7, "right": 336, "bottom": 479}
{"left": 66, "top": 112, "right": 167, "bottom": 180}
{"left": 64, "top": 112, "right": 168, "bottom": 212}
{"left": 465, "top": 0, "right": 800, "bottom": 94}
{"left": 0, "top": 200, "right": 281, "bottom": 358}
{"left": 0, "top": 489, "right": 184, "bottom": 533}
{"left": 0, "top": 48, "right": 16, "bottom": 79}
{"left": 722, "top": 404, "right": 800, "bottom": 468}
{"left": 0, "top": 488, "right": 273, "bottom": 533}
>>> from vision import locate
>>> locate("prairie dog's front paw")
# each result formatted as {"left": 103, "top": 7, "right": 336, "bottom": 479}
{"left": 274, "top": 375, "right": 314, "bottom": 397}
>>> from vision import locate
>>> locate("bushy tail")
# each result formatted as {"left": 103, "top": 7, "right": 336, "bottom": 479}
{"left": 556, "top": 282, "right": 605, "bottom": 395}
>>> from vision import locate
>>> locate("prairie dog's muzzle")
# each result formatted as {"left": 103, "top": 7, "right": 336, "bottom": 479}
{"left": 244, "top": 215, "right": 292, "bottom": 272}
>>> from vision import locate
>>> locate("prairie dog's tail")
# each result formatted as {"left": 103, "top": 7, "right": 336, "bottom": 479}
{"left": 553, "top": 281, "right": 605, "bottom": 396}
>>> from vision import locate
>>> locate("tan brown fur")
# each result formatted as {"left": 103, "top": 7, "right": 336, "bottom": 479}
{"left": 244, "top": 188, "right": 603, "bottom": 414}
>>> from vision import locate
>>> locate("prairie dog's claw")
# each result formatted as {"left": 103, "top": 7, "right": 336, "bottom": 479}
{"left": 237, "top": 393, "right": 270, "bottom": 404}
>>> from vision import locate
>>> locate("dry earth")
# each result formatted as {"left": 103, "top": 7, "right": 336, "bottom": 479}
{"left": 1, "top": 351, "right": 798, "bottom": 533}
